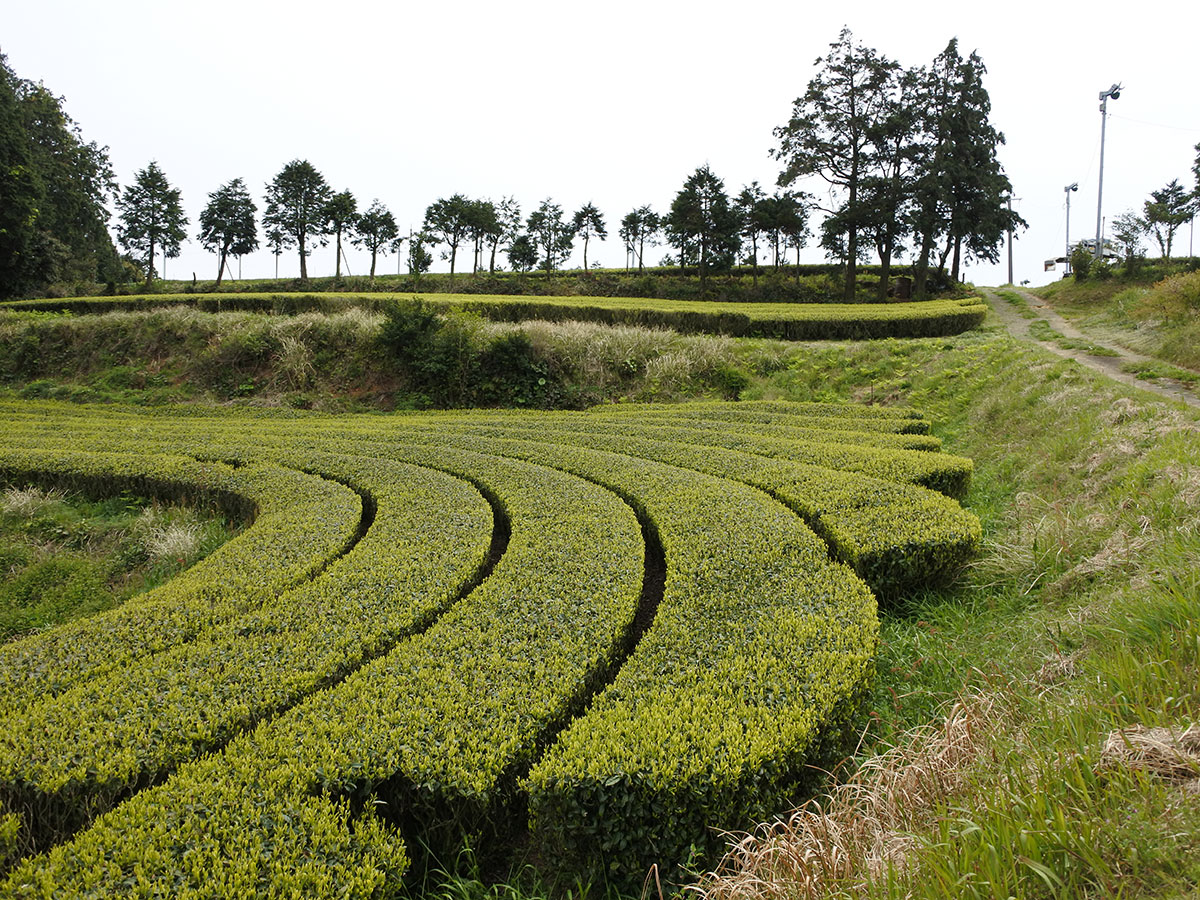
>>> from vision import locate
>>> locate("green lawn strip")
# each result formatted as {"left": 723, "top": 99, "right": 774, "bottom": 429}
{"left": 1120, "top": 358, "right": 1200, "bottom": 385}
{"left": 0, "top": 452, "right": 493, "bottom": 857}
{"left": 995, "top": 288, "right": 1039, "bottom": 319}
{"left": 4, "top": 444, "right": 643, "bottom": 896}
{"left": 1027, "top": 319, "right": 1120, "bottom": 356}
{"left": 0, "top": 451, "right": 360, "bottom": 713}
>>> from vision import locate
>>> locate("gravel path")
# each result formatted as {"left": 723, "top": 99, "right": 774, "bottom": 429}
{"left": 981, "top": 287, "right": 1200, "bottom": 409}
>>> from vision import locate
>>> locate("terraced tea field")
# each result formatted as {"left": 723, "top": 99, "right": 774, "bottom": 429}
{"left": 0, "top": 399, "right": 979, "bottom": 896}
{"left": 0, "top": 292, "right": 988, "bottom": 340}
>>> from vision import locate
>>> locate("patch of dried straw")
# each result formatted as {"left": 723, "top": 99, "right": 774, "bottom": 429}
{"left": 692, "top": 695, "right": 999, "bottom": 900}
{"left": 1099, "top": 724, "right": 1200, "bottom": 784}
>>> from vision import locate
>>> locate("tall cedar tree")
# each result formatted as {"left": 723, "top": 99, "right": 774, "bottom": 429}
{"left": 352, "top": 200, "right": 400, "bottom": 283}
{"left": 861, "top": 67, "right": 921, "bottom": 299}
{"left": 1143, "top": 180, "right": 1193, "bottom": 259}
{"left": 0, "top": 53, "right": 116, "bottom": 296}
{"left": 325, "top": 190, "right": 358, "bottom": 279}
{"left": 619, "top": 206, "right": 659, "bottom": 274}
{"left": 527, "top": 199, "right": 574, "bottom": 276}
{"left": 488, "top": 197, "right": 521, "bottom": 275}
{"left": 572, "top": 202, "right": 607, "bottom": 273}
{"left": 910, "top": 41, "right": 1023, "bottom": 295}
{"left": 197, "top": 178, "right": 258, "bottom": 287}
{"left": 665, "top": 165, "right": 741, "bottom": 296}
{"left": 773, "top": 28, "right": 897, "bottom": 301}
{"left": 116, "top": 161, "right": 188, "bottom": 288}
{"left": 262, "top": 160, "right": 333, "bottom": 282}
{"left": 734, "top": 182, "right": 767, "bottom": 286}
{"left": 423, "top": 195, "right": 472, "bottom": 285}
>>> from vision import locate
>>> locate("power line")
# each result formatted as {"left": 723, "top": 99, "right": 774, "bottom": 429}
{"left": 1109, "top": 113, "right": 1200, "bottom": 134}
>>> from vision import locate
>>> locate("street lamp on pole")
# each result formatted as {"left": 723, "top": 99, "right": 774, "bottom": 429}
{"left": 1095, "top": 82, "right": 1122, "bottom": 261}
{"left": 1064, "top": 182, "right": 1078, "bottom": 274}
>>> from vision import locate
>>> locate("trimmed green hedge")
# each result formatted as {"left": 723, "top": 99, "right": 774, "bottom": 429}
{"left": 0, "top": 291, "right": 987, "bottom": 340}
{"left": 3, "top": 443, "right": 643, "bottom": 895}
{"left": 0, "top": 397, "right": 979, "bottom": 891}
{"left": 0, "top": 452, "right": 493, "bottom": 854}
{"left": 404, "top": 420, "right": 980, "bottom": 600}
{"left": 0, "top": 450, "right": 361, "bottom": 713}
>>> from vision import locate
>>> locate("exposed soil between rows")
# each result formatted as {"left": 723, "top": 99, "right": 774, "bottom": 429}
{"left": 982, "top": 287, "right": 1200, "bottom": 409}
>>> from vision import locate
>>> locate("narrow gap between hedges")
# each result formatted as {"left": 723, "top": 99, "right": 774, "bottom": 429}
{"left": 2, "top": 465, "right": 508, "bottom": 870}
{"left": 374, "top": 490, "right": 667, "bottom": 887}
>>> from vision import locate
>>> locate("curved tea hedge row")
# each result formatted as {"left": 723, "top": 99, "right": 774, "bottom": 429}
{"left": 0, "top": 399, "right": 978, "bottom": 894}
{"left": 0, "top": 450, "right": 362, "bottom": 713}
{"left": 3, "top": 444, "right": 645, "bottom": 896}
{"left": 0, "top": 291, "right": 987, "bottom": 340}
{"left": 0, "top": 452, "right": 495, "bottom": 854}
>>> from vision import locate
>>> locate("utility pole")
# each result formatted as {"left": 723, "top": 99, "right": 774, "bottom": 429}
{"left": 1007, "top": 195, "right": 1014, "bottom": 285}
{"left": 1064, "top": 183, "right": 1078, "bottom": 274}
{"left": 1095, "top": 83, "right": 1123, "bottom": 260}
{"left": 1006, "top": 196, "right": 1020, "bottom": 285}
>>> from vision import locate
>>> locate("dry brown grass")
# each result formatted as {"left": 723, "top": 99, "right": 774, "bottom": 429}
{"left": 692, "top": 695, "right": 1000, "bottom": 900}
{"left": 0, "top": 486, "right": 63, "bottom": 518}
{"left": 1099, "top": 724, "right": 1200, "bottom": 786}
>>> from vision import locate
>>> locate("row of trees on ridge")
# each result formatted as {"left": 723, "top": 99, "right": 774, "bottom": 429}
{"left": 2, "top": 32, "right": 1023, "bottom": 299}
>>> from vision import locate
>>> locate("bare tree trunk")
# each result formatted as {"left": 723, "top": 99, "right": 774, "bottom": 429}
{"left": 877, "top": 241, "right": 893, "bottom": 301}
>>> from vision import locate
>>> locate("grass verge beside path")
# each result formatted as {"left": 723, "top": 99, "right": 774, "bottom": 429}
{"left": 693, "top": 332, "right": 1200, "bottom": 899}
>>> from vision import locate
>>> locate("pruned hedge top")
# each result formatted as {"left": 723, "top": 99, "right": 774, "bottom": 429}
{"left": 0, "top": 398, "right": 978, "bottom": 893}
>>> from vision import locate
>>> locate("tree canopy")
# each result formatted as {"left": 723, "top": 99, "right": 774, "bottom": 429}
{"left": 773, "top": 28, "right": 897, "bottom": 300}
{"left": 352, "top": 199, "right": 400, "bottom": 283}
{"left": 197, "top": 177, "right": 257, "bottom": 287}
{"left": 116, "top": 161, "right": 188, "bottom": 287}
{"left": 262, "top": 160, "right": 333, "bottom": 282}
{"left": 0, "top": 52, "right": 118, "bottom": 297}
{"left": 618, "top": 206, "right": 660, "bottom": 274}
{"left": 665, "top": 165, "right": 740, "bottom": 294}
{"left": 324, "top": 189, "right": 358, "bottom": 280}
{"left": 423, "top": 195, "right": 472, "bottom": 284}
{"left": 527, "top": 199, "right": 574, "bottom": 276}
{"left": 572, "top": 202, "right": 607, "bottom": 273}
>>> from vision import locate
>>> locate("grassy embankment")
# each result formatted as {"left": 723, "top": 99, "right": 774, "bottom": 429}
{"left": 0, "top": 487, "right": 239, "bottom": 641}
{"left": 689, "top": 326, "right": 1200, "bottom": 900}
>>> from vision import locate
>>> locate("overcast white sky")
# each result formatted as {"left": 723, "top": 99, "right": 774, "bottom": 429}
{"left": 4, "top": 0, "right": 1198, "bottom": 288}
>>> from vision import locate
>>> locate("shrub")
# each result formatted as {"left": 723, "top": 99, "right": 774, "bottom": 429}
{"left": 1070, "top": 246, "right": 1093, "bottom": 281}
{"left": 1133, "top": 270, "right": 1200, "bottom": 322}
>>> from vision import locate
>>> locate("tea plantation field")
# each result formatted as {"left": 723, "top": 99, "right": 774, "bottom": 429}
{"left": 0, "top": 292, "right": 987, "bottom": 341}
{"left": 0, "top": 399, "right": 979, "bottom": 896}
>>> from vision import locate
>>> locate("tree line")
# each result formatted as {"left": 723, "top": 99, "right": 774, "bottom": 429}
{"left": 1097, "top": 150, "right": 1200, "bottom": 277}
{"left": 2, "top": 32, "right": 1020, "bottom": 300}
